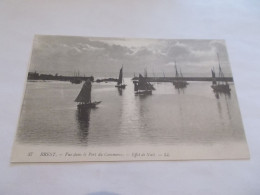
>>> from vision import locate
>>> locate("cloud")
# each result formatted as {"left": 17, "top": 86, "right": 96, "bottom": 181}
{"left": 165, "top": 62, "right": 176, "bottom": 66}
{"left": 30, "top": 36, "right": 232, "bottom": 77}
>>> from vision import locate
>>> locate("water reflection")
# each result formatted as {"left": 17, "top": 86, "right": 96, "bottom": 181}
{"left": 215, "top": 90, "right": 232, "bottom": 124}
{"left": 119, "top": 81, "right": 143, "bottom": 144}
{"left": 17, "top": 80, "right": 245, "bottom": 146}
{"left": 176, "top": 87, "right": 185, "bottom": 94}
{"left": 217, "top": 100, "right": 223, "bottom": 119}
{"left": 224, "top": 94, "right": 232, "bottom": 120}
{"left": 213, "top": 91, "right": 231, "bottom": 99}
{"left": 117, "top": 88, "right": 123, "bottom": 96}
{"left": 76, "top": 108, "right": 91, "bottom": 143}
{"left": 136, "top": 93, "right": 151, "bottom": 100}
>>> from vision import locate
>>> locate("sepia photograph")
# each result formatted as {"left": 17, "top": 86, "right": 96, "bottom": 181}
{"left": 11, "top": 35, "right": 249, "bottom": 162}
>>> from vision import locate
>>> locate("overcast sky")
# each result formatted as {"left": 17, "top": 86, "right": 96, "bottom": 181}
{"left": 30, "top": 35, "right": 232, "bottom": 77}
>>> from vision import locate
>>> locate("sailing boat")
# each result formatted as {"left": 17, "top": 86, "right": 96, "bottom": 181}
{"left": 133, "top": 74, "right": 153, "bottom": 95}
{"left": 75, "top": 80, "right": 101, "bottom": 110}
{"left": 70, "top": 71, "right": 82, "bottom": 84}
{"left": 115, "top": 66, "right": 127, "bottom": 89}
{"left": 143, "top": 67, "right": 155, "bottom": 90}
{"left": 211, "top": 67, "right": 217, "bottom": 85}
{"left": 172, "top": 62, "right": 188, "bottom": 88}
{"left": 211, "top": 54, "right": 231, "bottom": 93}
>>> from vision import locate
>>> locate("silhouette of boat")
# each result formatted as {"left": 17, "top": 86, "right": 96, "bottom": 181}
{"left": 211, "top": 54, "right": 231, "bottom": 93}
{"left": 70, "top": 71, "right": 82, "bottom": 84}
{"left": 115, "top": 66, "right": 126, "bottom": 89}
{"left": 143, "top": 67, "right": 155, "bottom": 90}
{"left": 133, "top": 74, "right": 153, "bottom": 95}
{"left": 70, "top": 78, "right": 82, "bottom": 84}
{"left": 75, "top": 80, "right": 101, "bottom": 110}
{"left": 172, "top": 62, "right": 188, "bottom": 89}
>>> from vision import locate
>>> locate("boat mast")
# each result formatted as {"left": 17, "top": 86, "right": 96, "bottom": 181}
{"left": 180, "top": 68, "right": 183, "bottom": 80}
{"left": 89, "top": 81, "right": 92, "bottom": 103}
{"left": 217, "top": 53, "right": 226, "bottom": 84}
{"left": 117, "top": 66, "right": 123, "bottom": 85}
{"left": 121, "top": 65, "right": 124, "bottom": 84}
{"left": 175, "top": 61, "right": 179, "bottom": 79}
{"left": 144, "top": 67, "right": 148, "bottom": 78}
{"left": 212, "top": 67, "right": 217, "bottom": 85}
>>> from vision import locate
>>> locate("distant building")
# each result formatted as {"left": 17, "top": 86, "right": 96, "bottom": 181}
{"left": 28, "top": 71, "right": 39, "bottom": 80}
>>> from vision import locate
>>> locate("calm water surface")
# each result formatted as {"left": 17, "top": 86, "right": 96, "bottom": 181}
{"left": 17, "top": 79, "right": 246, "bottom": 147}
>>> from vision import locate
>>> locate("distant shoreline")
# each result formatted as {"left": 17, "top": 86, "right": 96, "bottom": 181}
{"left": 132, "top": 76, "right": 233, "bottom": 82}
{"left": 27, "top": 72, "right": 233, "bottom": 83}
{"left": 27, "top": 72, "right": 94, "bottom": 82}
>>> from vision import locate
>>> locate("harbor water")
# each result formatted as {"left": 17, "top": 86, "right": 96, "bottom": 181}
{"left": 16, "top": 78, "right": 246, "bottom": 147}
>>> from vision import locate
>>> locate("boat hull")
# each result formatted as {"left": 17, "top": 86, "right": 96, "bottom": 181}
{"left": 70, "top": 78, "right": 82, "bottom": 84}
{"left": 115, "top": 84, "right": 126, "bottom": 89}
{"left": 211, "top": 84, "right": 231, "bottom": 93}
{"left": 135, "top": 90, "right": 152, "bottom": 95}
{"left": 77, "top": 101, "right": 102, "bottom": 110}
{"left": 173, "top": 81, "right": 188, "bottom": 89}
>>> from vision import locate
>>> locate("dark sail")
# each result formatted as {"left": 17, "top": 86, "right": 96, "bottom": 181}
{"left": 175, "top": 66, "right": 179, "bottom": 78}
{"left": 211, "top": 69, "right": 217, "bottom": 85}
{"left": 173, "top": 62, "right": 188, "bottom": 89}
{"left": 117, "top": 67, "right": 123, "bottom": 85}
{"left": 75, "top": 80, "right": 91, "bottom": 103}
{"left": 138, "top": 74, "right": 149, "bottom": 90}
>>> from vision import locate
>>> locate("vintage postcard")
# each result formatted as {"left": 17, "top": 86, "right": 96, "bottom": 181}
{"left": 11, "top": 35, "right": 249, "bottom": 162}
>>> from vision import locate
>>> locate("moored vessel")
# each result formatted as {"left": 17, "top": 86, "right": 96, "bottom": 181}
{"left": 211, "top": 54, "right": 231, "bottom": 93}
{"left": 133, "top": 74, "right": 153, "bottom": 95}
{"left": 75, "top": 80, "right": 101, "bottom": 110}
{"left": 172, "top": 62, "right": 188, "bottom": 89}
{"left": 115, "top": 66, "right": 127, "bottom": 89}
